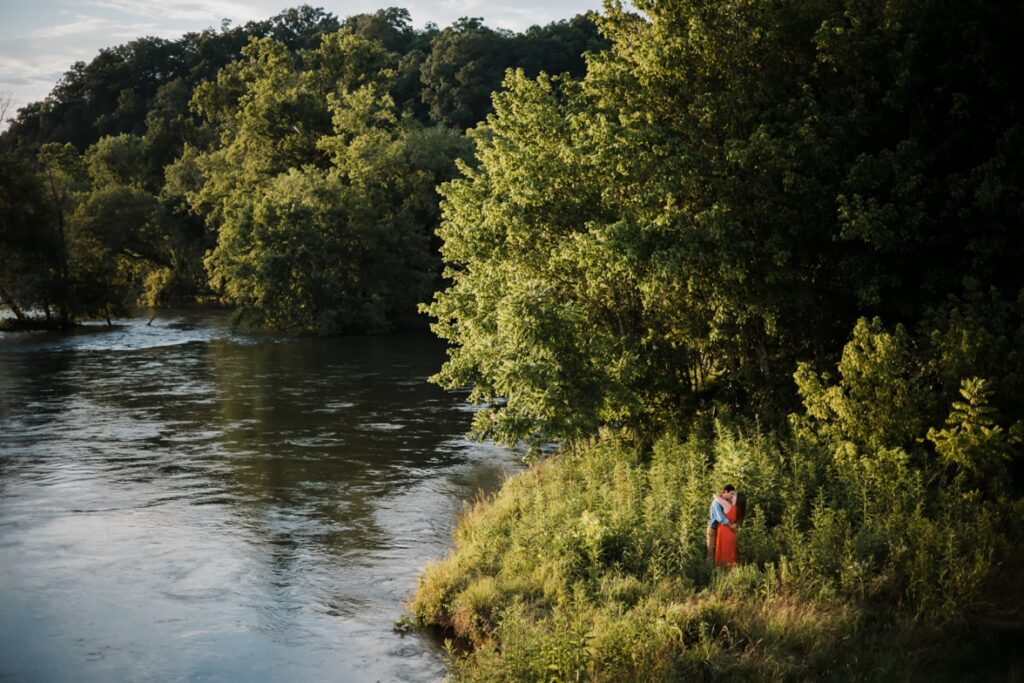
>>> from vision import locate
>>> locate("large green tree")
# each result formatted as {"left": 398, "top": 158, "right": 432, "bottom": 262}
{"left": 188, "top": 32, "right": 470, "bottom": 332}
{"left": 419, "top": 18, "right": 517, "bottom": 130}
{"left": 425, "top": 0, "right": 1024, "bottom": 450}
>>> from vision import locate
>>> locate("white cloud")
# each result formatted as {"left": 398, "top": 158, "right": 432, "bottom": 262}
{"left": 79, "top": 0, "right": 282, "bottom": 24}
{"left": 30, "top": 16, "right": 162, "bottom": 39}
{"left": 0, "top": 48, "right": 90, "bottom": 123}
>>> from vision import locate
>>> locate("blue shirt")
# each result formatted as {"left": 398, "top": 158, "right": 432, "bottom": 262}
{"left": 708, "top": 499, "right": 729, "bottom": 528}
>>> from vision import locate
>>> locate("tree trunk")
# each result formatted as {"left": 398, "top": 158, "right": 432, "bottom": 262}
{"left": 43, "top": 168, "right": 73, "bottom": 331}
{"left": 756, "top": 341, "right": 770, "bottom": 379}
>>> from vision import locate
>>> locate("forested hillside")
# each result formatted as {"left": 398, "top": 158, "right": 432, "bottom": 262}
{"left": 0, "top": 5, "right": 605, "bottom": 331}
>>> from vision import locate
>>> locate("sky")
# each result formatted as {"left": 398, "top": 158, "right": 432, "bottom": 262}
{"left": 0, "top": 0, "right": 607, "bottom": 128}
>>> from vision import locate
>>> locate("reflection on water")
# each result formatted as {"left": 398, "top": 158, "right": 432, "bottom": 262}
{"left": 0, "top": 310, "right": 518, "bottom": 682}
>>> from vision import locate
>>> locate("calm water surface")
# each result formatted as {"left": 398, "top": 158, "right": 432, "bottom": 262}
{"left": 0, "top": 310, "right": 519, "bottom": 682}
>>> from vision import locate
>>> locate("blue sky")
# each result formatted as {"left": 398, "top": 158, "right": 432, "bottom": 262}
{"left": 0, "top": 0, "right": 607, "bottom": 128}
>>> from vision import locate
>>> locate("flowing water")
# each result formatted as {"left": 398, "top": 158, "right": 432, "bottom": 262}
{"left": 0, "top": 310, "right": 519, "bottom": 682}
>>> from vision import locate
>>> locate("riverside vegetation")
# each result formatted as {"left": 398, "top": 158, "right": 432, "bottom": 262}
{"left": 3, "top": 0, "right": 1024, "bottom": 680}
{"left": 412, "top": 0, "right": 1024, "bottom": 679}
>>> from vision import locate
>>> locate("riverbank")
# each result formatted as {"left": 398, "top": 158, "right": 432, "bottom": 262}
{"left": 0, "top": 301, "right": 232, "bottom": 333}
{"left": 411, "top": 428, "right": 1024, "bottom": 681}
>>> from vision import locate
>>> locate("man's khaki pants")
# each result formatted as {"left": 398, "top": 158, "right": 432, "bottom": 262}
{"left": 706, "top": 524, "right": 717, "bottom": 561}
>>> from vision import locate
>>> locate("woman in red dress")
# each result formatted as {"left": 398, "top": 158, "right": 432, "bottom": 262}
{"left": 715, "top": 492, "right": 744, "bottom": 566}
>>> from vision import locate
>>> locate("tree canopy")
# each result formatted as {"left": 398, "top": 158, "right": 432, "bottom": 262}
{"left": 425, "top": 0, "right": 1024, "bottom": 450}
{"left": 0, "top": 6, "right": 606, "bottom": 330}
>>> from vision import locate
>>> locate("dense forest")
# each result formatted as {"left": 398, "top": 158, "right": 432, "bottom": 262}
{"left": 0, "top": 5, "right": 605, "bottom": 331}
{"left": 3, "top": 0, "right": 1024, "bottom": 679}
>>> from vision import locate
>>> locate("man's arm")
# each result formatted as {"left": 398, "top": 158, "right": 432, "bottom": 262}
{"left": 711, "top": 500, "right": 729, "bottom": 526}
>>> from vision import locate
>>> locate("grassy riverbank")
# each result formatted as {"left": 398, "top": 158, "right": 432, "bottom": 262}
{"left": 411, "top": 428, "right": 1024, "bottom": 681}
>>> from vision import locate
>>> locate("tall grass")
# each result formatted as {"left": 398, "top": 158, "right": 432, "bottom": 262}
{"left": 411, "top": 425, "right": 1023, "bottom": 681}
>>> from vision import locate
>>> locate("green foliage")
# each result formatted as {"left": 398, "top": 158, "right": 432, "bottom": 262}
{"left": 794, "top": 317, "right": 932, "bottom": 451}
{"left": 35, "top": 142, "right": 88, "bottom": 324}
{"left": 0, "top": 7, "right": 342, "bottom": 154}
{"left": 203, "top": 153, "right": 442, "bottom": 333}
{"left": 416, "top": 261, "right": 1024, "bottom": 678}
{"left": 0, "top": 134, "right": 209, "bottom": 325}
{"left": 419, "top": 18, "right": 517, "bottom": 130}
{"left": 413, "top": 419, "right": 1023, "bottom": 680}
{"left": 191, "top": 34, "right": 472, "bottom": 332}
{"left": 425, "top": 0, "right": 1024, "bottom": 449}
{"left": 1, "top": 7, "right": 606, "bottom": 331}
{"left": 920, "top": 283, "right": 1024, "bottom": 426}
{"left": 425, "top": 69, "right": 677, "bottom": 450}
{"left": 84, "top": 133, "right": 149, "bottom": 188}
{"left": 0, "top": 152, "right": 58, "bottom": 320}
{"left": 927, "top": 378, "right": 1018, "bottom": 494}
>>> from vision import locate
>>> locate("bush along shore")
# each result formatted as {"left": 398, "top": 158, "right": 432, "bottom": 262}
{"left": 411, "top": 419, "right": 1024, "bottom": 681}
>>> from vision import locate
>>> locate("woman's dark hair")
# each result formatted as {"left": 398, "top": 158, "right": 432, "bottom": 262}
{"left": 734, "top": 492, "right": 747, "bottom": 524}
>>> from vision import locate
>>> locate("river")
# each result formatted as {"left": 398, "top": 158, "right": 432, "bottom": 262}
{"left": 0, "top": 310, "right": 519, "bottom": 682}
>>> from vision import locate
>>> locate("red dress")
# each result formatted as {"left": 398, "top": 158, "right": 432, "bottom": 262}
{"left": 715, "top": 503, "right": 738, "bottom": 566}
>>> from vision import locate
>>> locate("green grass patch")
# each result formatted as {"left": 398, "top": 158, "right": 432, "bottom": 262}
{"left": 412, "top": 427, "right": 1024, "bottom": 681}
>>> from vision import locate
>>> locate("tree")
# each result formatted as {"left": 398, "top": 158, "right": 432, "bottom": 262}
{"left": 0, "top": 152, "right": 56, "bottom": 321}
{"left": 36, "top": 143, "right": 87, "bottom": 327}
{"left": 192, "top": 31, "right": 470, "bottom": 332}
{"left": 340, "top": 7, "right": 416, "bottom": 54}
{"left": 425, "top": 72, "right": 628, "bottom": 449}
{"left": 424, "top": 0, "right": 1024, "bottom": 450}
{"left": 513, "top": 13, "right": 607, "bottom": 80}
{"left": 419, "top": 18, "right": 516, "bottom": 130}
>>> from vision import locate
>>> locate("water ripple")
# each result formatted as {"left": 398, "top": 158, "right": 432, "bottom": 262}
{"left": 0, "top": 310, "right": 521, "bottom": 682}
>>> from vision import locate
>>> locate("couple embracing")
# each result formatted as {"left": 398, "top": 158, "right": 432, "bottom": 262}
{"left": 706, "top": 485, "right": 745, "bottom": 566}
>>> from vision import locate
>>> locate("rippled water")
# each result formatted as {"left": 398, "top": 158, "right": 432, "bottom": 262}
{"left": 0, "top": 310, "right": 519, "bottom": 682}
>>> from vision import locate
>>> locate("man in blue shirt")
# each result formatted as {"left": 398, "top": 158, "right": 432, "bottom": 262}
{"left": 706, "top": 485, "right": 736, "bottom": 561}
